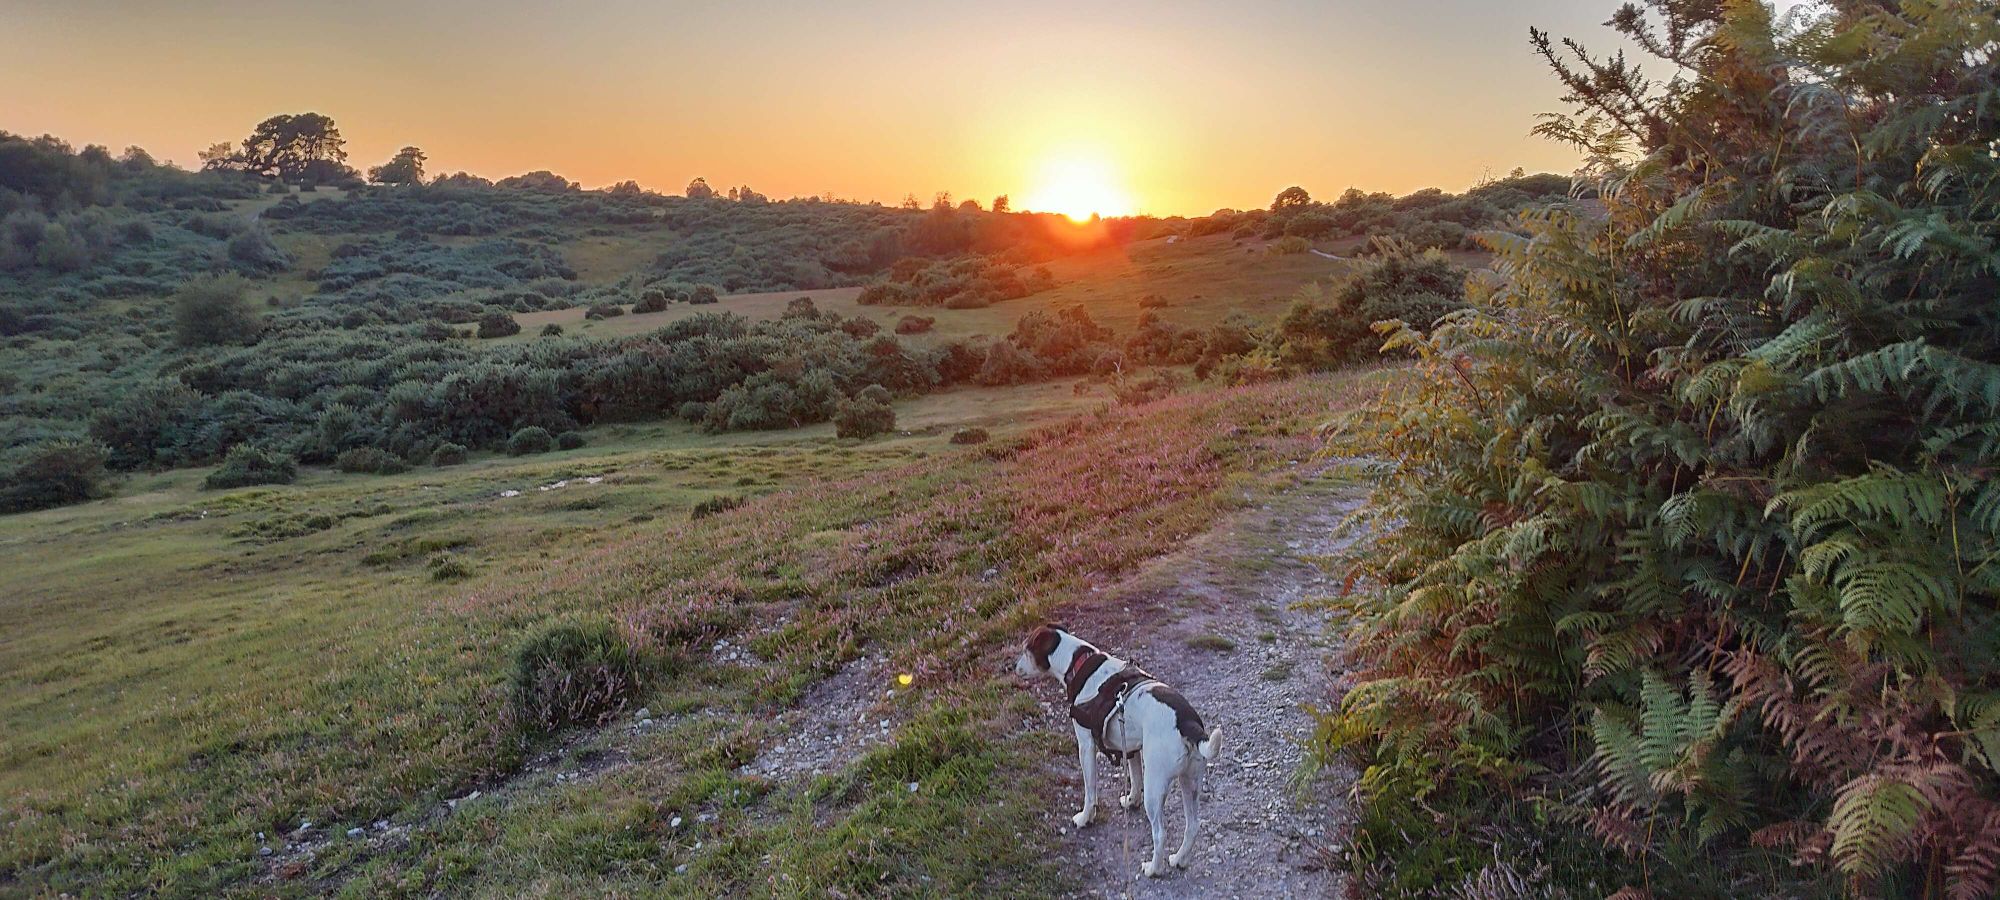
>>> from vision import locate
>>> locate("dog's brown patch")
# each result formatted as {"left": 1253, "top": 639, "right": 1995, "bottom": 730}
{"left": 1025, "top": 625, "right": 1062, "bottom": 671}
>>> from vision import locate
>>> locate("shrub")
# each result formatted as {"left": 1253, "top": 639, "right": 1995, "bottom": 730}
{"left": 688, "top": 284, "right": 719, "bottom": 305}
{"left": 0, "top": 439, "right": 111, "bottom": 513}
{"left": 1332, "top": 4, "right": 2000, "bottom": 896}
{"left": 475, "top": 312, "right": 522, "bottom": 339}
{"left": 1267, "top": 236, "right": 1309, "bottom": 255}
{"left": 832, "top": 386, "right": 896, "bottom": 439}
{"left": 583, "top": 303, "right": 624, "bottom": 320}
{"left": 430, "top": 442, "right": 468, "bottom": 466}
{"left": 203, "top": 444, "right": 296, "bottom": 490}
{"left": 226, "top": 226, "right": 291, "bottom": 275}
{"left": 895, "top": 315, "right": 935, "bottom": 335}
{"left": 507, "top": 619, "right": 643, "bottom": 734}
{"left": 555, "top": 431, "right": 586, "bottom": 450}
{"left": 172, "top": 274, "right": 263, "bottom": 347}
{"left": 505, "top": 426, "right": 554, "bottom": 456}
{"left": 1137, "top": 294, "right": 1168, "bottom": 309}
{"left": 948, "top": 427, "right": 989, "bottom": 445}
{"left": 333, "top": 446, "right": 410, "bottom": 475}
{"left": 539, "top": 323, "right": 563, "bottom": 337}
{"left": 428, "top": 553, "right": 473, "bottom": 581}
{"left": 632, "top": 289, "right": 669, "bottom": 314}
{"left": 690, "top": 494, "right": 745, "bottom": 520}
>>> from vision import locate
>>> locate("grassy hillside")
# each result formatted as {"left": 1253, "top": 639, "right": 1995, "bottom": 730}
{"left": 0, "top": 371, "right": 1377, "bottom": 896}
{"left": 507, "top": 234, "right": 1359, "bottom": 345}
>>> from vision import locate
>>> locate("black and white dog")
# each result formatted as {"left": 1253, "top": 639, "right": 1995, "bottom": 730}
{"left": 1016, "top": 625, "right": 1222, "bottom": 878}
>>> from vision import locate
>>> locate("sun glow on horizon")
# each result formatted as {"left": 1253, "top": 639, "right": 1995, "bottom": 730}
{"left": 1019, "top": 153, "right": 1135, "bottom": 221}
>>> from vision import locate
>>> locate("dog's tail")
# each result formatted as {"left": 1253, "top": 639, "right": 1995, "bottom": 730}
{"left": 1197, "top": 726, "right": 1223, "bottom": 760}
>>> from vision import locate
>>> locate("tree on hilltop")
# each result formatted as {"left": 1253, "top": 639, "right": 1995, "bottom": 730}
{"left": 368, "top": 146, "right": 426, "bottom": 186}
{"left": 1270, "top": 185, "right": 1312, "bottom": 211}
{"left": 207, "top": 113, "right": 354, "bottom": 183}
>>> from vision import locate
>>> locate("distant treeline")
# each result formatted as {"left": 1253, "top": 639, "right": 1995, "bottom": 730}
{"left": 0, "top": 122, "right": 1564, "bottom": 514}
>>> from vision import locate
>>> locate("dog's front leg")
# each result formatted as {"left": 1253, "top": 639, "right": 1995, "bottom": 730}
{"left": 1071, "top": 723, "right": 1099, "bottom": 828}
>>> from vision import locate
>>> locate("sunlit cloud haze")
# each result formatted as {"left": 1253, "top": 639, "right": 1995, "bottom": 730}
{"left": 3, "top": 0, "right": 1650, "bottom": 215}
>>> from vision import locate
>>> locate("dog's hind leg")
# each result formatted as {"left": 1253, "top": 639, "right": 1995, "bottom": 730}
{"left": 1071, "top": 723, "right": 1098, "bottom": 828}
{"left": 1138, "top": 755, "right": 1173, "bottom": 877}
{"left": 1169, "top": 764, "right": 1200, "bottom": 869}
{"left": 1119, "top": 754, "right": 1143, "bottom": 810}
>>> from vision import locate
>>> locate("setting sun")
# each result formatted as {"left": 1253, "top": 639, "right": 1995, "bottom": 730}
{"left": 1019, "top": 153, "right": 1135, "bottom": 221}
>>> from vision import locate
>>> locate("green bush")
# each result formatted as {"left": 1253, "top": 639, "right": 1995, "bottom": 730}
{"left": 203, "top": 444, "right": 296, "bottom": 490}
{"left": 333, "top": 446, "right": 410, "bottom": 475}
{"left": 172, "top": 274, "right": 264, "bottom": 347}
{"left": 832, "top": 386, "right": 895, "bottom": 439}
{"left": 0, "top": 439, "right": 111, "bottom": 512}
{"left": 505, "top": 426, "right": 553, "bottom": 456}
{"left": 948, "top": 427, "right": 988, "bottom": 445}
{"left": 632, "top": 289, "right": 669, "bottom": 313}
{"left": 688, "top": 284, "right": 719, "bottom": 305}
{"left": 508, "top": 619, "right": 643, "bottom": 734}
{"left": 539, "top": 323, "right": 563, "bottom": 337}
{"left": 475, "top": 312, "right": 522, "bottom": 339}
{"left": 430, "top": 442, "right": 468, "bottom": 466}
{"left": 554, "top": 431, "right": 586, "bottom": 450}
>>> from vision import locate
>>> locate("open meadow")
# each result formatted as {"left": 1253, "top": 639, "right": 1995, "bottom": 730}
{"left": 1, "top": 370, "right": 1380, "bottom": 896}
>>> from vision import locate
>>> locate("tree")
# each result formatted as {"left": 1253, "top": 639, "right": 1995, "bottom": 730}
{"left": 686, "top": 177, "right": 715, "bottom": 199}
{"left": 226, "top": 113, "right": 352, "bottom": 182}
{"left": 367, "top": 146, "right": 426, "bottom": 185}
{"left": 1270, "top": 185, "right": 1311, "bottom": 211}
{"left": 198, "top": 142, "right": 246, "bottom": 172}
{"left": 172, "top": 274, "right": 262, "bottom": 346}
{"left": 991, "top": 194, "right": 1010, "bottom": 213}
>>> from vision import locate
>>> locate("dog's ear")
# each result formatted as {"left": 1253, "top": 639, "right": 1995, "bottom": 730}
{"left": 1025, "top": 625, "right": 1062, "bottom": 671}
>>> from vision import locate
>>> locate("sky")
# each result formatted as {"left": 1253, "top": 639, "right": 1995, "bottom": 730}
{"left": 0, "top": 0, "right": 1647, "bottom": 217}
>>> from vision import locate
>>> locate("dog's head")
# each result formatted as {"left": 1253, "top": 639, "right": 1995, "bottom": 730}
{"left": 1014, "top": 624, "right": 1067, "bottom": 680}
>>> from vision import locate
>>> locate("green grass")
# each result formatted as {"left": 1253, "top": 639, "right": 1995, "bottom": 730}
{"left": 1184, "top": 633, "right": 1238, "bottom": 652}
{"left": 1, "top": 371, "right": 1373, "bottom": 897}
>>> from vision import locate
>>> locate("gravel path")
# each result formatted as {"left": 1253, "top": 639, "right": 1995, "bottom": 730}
{"left": 1029, "top": 469, "right": 1366, "bottom": 899}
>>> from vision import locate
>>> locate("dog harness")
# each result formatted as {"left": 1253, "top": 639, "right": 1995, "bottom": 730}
{"left": 1065, "top": 650, "right": 1156, "bottom": 762}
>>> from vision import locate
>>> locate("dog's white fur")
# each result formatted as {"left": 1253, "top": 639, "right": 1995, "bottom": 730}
{"left": 1016, "top": 626, "right": 1222, "bottom": 878}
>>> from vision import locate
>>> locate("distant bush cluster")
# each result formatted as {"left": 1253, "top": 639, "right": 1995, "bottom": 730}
{"left": 1190, "top": 172, "right": 1577, "bottom": 251}
{"left": 856, "top": 257, "right": 1055, "bottom": 309}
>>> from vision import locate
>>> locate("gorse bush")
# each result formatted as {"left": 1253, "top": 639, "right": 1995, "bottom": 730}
{"left": 507, "top": 619, "right": 644, "bottom": 734}
{"left": 505, "top": 426, "right": 553, "bottom": 456}
{"left": 832, "top": 385, "right": 895, "bottom": 439}
{"left": 1331, "top": 2, "right": 2000, "bottom": 895}
{"left": 0, "top": 439, "right": 110, "bottom": 512}
{"left": 203, "top": 444, "right": 296, "bottom": 490}
{"left": 333, "top": 446, "right": 409, "bottom": 475}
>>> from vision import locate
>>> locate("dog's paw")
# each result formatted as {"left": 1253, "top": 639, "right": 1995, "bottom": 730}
{"left": 1119, "top": 792, "right": 1139, "bottom": 810}
{"left": 1169, "top": 851, "right": 1190, "bottom": 869}
{"left": 1141, "top": 861, "right": 1167, "bottom": 878}
{"left": 1071, "top": 809, "right": 1094, "bottom": 829}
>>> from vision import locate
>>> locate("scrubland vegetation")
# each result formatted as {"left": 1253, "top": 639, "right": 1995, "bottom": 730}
{"left": 12, "top": 1, "right": 1984, "bottom": 897}
{"left": 1321, "top": 2, "right": 2000, "bottom": 897}
{"left": 0, "top": 372, "right": 1363, "bottom": 896}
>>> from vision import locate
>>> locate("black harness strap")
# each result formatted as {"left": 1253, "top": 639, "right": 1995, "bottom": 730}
{"left": 1069, "top": 665, "right": 1154, "bottom": 762}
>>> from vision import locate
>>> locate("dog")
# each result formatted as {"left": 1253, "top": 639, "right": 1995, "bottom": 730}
{"left": 1015, "top": 624, "right": 1222, "bottom": 878}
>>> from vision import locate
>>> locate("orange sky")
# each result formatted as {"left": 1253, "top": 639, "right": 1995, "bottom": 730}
{"left": 0, "top": 1, "right": 1640, "bottom": 217}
